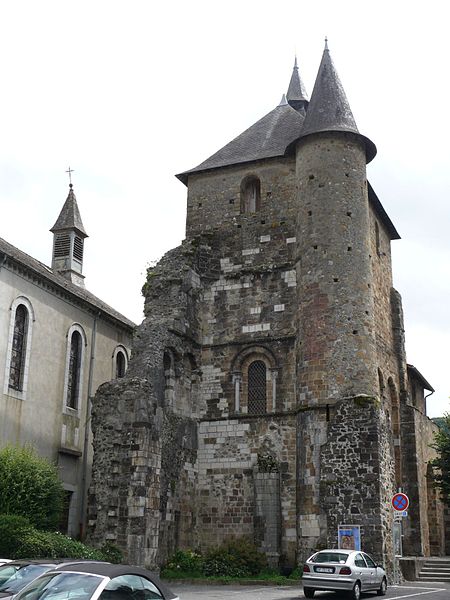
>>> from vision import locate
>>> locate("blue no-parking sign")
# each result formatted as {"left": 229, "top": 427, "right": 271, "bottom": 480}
{"left": 392, "top": 492, "right": 409, "bottom": 511}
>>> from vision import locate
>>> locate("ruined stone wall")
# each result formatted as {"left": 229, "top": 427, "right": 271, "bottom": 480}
{"left": 88, "top": 241, "right": 205, "bottom": 568}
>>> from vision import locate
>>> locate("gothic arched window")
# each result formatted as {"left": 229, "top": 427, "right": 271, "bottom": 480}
{"left": 240, "top": 176, "right": 261, "bottom": 213}
{"left": 248, "top": 360, "right": 267, "bottom": 414}
{"left": 8, "top": 304, "right": 29, "bottom": 391}
{"left": 66, "top": 331, "right": 82, "bottom": 409}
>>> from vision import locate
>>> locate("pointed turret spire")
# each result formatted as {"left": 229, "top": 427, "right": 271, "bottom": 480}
{"left": 50, "top": 182, "right": 88, "bottom": 287}
{"left": 278, "top": 93, "right": 288, "bottom": 106}
{"left": 299, "top": 41, "right": 376, "bottom": 162}
{"left": 286, "top": 56, "right": 309, "bottom": 113}
{"left": 51, "top": 184, "right": 87, "bottom": 237}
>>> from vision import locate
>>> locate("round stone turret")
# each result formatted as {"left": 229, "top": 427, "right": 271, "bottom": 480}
{"left": 294, "top": 44, "right": 378, "bottom": 404}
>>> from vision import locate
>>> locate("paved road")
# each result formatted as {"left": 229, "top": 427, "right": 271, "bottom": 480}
{"left": 169, "top": 581, "right": 450, "bottom": 600}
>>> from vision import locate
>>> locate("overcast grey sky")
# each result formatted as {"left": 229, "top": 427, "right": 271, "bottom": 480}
{"left": 1, "top": 1, "right": 449, "bottom": 417}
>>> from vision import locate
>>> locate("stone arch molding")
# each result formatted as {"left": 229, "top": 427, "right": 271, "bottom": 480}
{"left": 231, "top": 345, "right": 279, "bottom": 414}
{"left": 3, "top": 296, "right": 35, "bottom": 399}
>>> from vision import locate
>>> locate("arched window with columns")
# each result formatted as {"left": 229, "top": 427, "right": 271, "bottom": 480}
{"left": 231, "top": 346, "right": 278, "bottom": 415}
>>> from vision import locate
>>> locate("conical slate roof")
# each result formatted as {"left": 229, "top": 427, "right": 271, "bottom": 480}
{"left": 177, "top": 102, "right": 305, "bottom": 184}
{"left": 286, "top": 57, "right": 308, "bottom": 103}
{"left": 50, "top": 184, "right": 88, "bottom": 237}
{"left": 299, "top": 43, "right": 376, "bottom": 162}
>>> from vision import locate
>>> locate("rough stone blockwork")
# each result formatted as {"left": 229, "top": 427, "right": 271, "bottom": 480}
{"left": 87, "top": 48, "right": 448, "bottom": 570}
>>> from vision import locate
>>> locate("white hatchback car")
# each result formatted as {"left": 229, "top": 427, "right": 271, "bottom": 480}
{"left": 302, "top": 549, "right": 387, "bottom": 599}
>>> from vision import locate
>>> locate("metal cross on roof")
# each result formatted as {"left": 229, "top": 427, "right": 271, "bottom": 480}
{"left": 66, "top": 166, "right": 75, "bottom": 185}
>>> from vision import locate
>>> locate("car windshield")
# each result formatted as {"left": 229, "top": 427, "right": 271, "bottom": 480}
{"left": 0, "top": 564, "right": 20, "bottom": 586}
{"left": 311, "top": 552, "right": 349, "bottom": 564}
{"left": 0, "top": 565, "right": 53, "bottom": 593}
{"left": 15, "top": 572, "right": 103, "bottom": 600}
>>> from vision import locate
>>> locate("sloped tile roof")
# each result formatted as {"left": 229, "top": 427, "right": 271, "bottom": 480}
{"left": 176, "top": 102, "right": 305, "bottom": 184}
{"left": 0, "top": 236, "right": 135, "bottom": 330}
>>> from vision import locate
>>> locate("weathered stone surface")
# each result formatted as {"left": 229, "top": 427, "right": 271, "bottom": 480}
{"left": 87, "top": 62, "right": 447, "bottom": 571}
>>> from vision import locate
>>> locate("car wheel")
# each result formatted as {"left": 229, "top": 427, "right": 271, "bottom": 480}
{"left": 304, "top": 588, "right": 315, "bottom": 598}
{"left": 377, "top": 577, "right": 387, "bottom": 596}
{"left": 350, "top": 581, "right": 361, "bottom": 600}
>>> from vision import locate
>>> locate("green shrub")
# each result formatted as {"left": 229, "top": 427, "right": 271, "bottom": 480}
{"left": 202, "top": 538, "right": 267, "bottom": 577}
{"left": 163, "top": 549, "right": 203, "bottom": 575}
{"left": 0, "top": 512, "right": 122, "bottom": 562}
{"left": 98, "top": 543, "right": 123, "bottom": 564}
{"left": 0, "top": 514, "right": 33, "bottom": 557}
{"left": 14, "top": 530, "right": 106, "bottom": 560}
{"left": 0, "top": 445, "right": 64, "bottom": 530}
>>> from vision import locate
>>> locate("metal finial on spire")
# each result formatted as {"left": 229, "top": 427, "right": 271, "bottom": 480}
{"left": 66, "top": 166, "right": 74, "bottom": 186}
{"left": 324, "top": 36, "right": 329, "bottom": 50}
{"left": 294, "top": 55, "right": 298, "bottom": 69}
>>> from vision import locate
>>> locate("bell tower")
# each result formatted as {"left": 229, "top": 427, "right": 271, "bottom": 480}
{"left": 50, "top": 182, "right": 88, "bottom": 287}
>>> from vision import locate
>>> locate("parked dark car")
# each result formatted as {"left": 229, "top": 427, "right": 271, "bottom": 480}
{"left": 302, "top": 549, "right": 387, "bottom": 600}
{"left": 14, "top": 562, "right": 179, "bottom": 600}
{"left": 0, "top": 560, "right": 76, "bottom": 600}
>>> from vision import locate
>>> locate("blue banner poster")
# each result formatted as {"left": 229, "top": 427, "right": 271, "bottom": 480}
{"left": 338, "top": 525, "right": 361, "bottom": 551}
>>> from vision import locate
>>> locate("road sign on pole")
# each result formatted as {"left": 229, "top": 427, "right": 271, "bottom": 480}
{"left": 392, "top": 492, "right": 409, "bottom": 512}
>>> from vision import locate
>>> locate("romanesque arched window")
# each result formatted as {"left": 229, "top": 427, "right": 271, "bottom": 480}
{"left": 67, "top": 331, "right": 82, "bottom": 409}
{"left": 8, "top": 304, "right": 29, "bottom": 391}
{"left": 4, "top": 297, "right": 34, "bottom": 399}
{"left": 116, "top": 351, "right": 126, "bottom": 378}
{"left": 240, "top": 175, "right": 261, "bottom": 213}
{"left": 112, "top": 345, "right": 129, "bottom": 379}
{"left": 231, "top": 346, "right": 278, "bottom": 415}
{"left": 63, "top": 324, "right": 86, "bottom": 412}
{"left": 248, "top": 360, "right": 267, "bottom": 414}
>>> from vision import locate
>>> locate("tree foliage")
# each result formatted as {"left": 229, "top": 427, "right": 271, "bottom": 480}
{"left": 0, "top": 445, "right": 64, "bottom": 530}
{"left": 430, "top": 413, "right": 450, "bottom": 505}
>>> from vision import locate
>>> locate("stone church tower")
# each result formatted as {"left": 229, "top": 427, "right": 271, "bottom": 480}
{"left": 87, "top": 44, "right": 445, "bottom": 569}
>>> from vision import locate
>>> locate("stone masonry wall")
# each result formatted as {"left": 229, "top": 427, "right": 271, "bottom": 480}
{"left": 295, "top": 133, "right": 379, "bottom": 404}
{"left": 319, "top": 396, "right": 395, "bottom": 569}
{"left": 197, "top": 415, "right": 297, "bottom": 563}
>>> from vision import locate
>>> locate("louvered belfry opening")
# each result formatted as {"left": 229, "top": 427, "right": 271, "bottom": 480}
{"left": 73, "top": 236, "right": 84, "bottom": 262}
{"left": 54, "top": 233, "right": 71, "bottom": 258}
{"left": 9, "top": 304, "right": 28, "bottom": 390}
{"left": 248, "top": 360, "right": 267, "bottom": 414}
